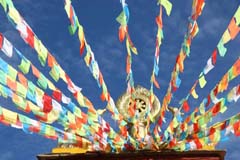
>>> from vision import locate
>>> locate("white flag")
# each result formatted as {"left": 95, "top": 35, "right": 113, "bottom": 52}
{"left": 203, "top": 57, "right": 214, "bottom": 75}
{"left": 61, "top": 94, "right": 71, "bottom": 104}
{"left": 1, "top": 37, "right": 13, "bottom": 57}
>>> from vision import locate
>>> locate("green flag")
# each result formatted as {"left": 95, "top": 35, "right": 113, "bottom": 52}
{"left": 18, "top": 58, "right": 31, "bottom": 74}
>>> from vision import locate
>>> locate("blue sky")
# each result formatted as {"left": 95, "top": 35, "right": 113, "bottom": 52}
{"left": 0, "top": 0, "right": 239, "bottom": 159}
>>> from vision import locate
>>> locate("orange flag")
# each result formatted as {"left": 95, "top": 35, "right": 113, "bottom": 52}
{"left": 119, "top": 26, "right": 126, "bottom": 42}
{"left": 228, "top": 18, "right": 240, "bottom": 40}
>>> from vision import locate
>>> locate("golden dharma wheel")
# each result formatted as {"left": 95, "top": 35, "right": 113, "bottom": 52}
{"left": 116, "top": 85, "right": 161, "bottom": 123}
{"left": 116, "top": 86, "right": 161, "bottom": 140}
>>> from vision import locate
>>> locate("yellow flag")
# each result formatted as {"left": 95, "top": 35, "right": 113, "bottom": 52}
{"left": 2, "top": 107, "right": 18, "bottom": 124}
{"left": 97, "top": 108, "right": 106, "bottom": 115}
{"left": 220, "top": 105, "right": 227, "bottom": 113}
{"left": 74, "top": 108, "right": 82, "bottom": 118}
{"left": 45, "top": 125, "right": 56, "bottom": 136}
{"left": 84, "top": 53, "right": 91, "bottom": 66}
{"left": 8, "top": 8, "right": 21, "bottom": 24}
{"left": 222, "top": 29, "right": 231, "bottom": 44}
{"left": 35, "top": 87, "right": 44, "bottom": 97}
{"left": 158, "top": 0, "right": 172, "bottom": 16}
{"left": 28, "top": 101, "right": 40, "bottom": 112}
{"left": 47, "top": 80, "right": 56, "bottom": 90}
{"left": 199, "top": 75, "right": 207, "bottom": 88}
{"left": 16, "top": 82, "right": 27, "bottom": 98}
{"left": 172, "top": 117, "right": 179, "bottom": 128}
{"left": 234, "top": 6, "right": 240, "bottom": 26}
{"left": 68, "top": 111, "right": 76, "bottom": 124}
{"left": 34, "top": 37, "right": 41, "bottom": 54}
{"left": 58, "top": 67, "right": 67, "bottom": 82}
{"left": 47, "top": 110, "right": 60, "bottom": 124}
{"left": 191, "top": 88, "right": 199, "bottom": 99}
{"left": 77, "top": 92, "right": 85, "bottom": 107}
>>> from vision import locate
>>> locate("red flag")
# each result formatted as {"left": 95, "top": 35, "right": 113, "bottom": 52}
{"left": 79, "top": 113, "right": 87, "bottom": 124}
{"left": 158, "top": 118, "right": 163, "bottom": 126}
{"left": 213, "top": 86, "right": 219, "bottom": 96}
{"left": 103, "top": 123, "right": 110, "bottom": 133}
{"left": 119, "top": 26, "right": 126, "bottom": 42}
{"left": 100, "top": 92, "right": 106, "bottom": 101}
{"left": 26, "top": 26, "right": 35, "bottom": 48}
{"left": 69, "top": 6, "right": 74, "bottom": 25}
{"left": 0, "top": 33, "right": 3, "bottom": 48}
{"left": 66, "top": 74, "right": 74, "bottom": 89}
{"left": 126, "top": 55, "right": 131, "bottom": 74}
{"left": 193, "top": 123, "right": 199, "bottom": 133}
{"left": 194, "top": 139, "right": 203, "bottom": 149}
{"left": 43, "top": 94, "right": 53, "bottom": 113}
{"left": 29, "top": 124, "right": 41, "bottom": 133}
{"left": 233, "top": 121, "right": 240, "bottom": 136}
{"left": 25, "top": 103, "right": 31, "bottom": 113}
{"left": 195, "top": 0, "right": 205, "bottom": 16}
{"left": 211, "top": 49, "right": 217, "bottom": 65}
{"left": 98, "top": 71, "right": 103, "bottom": 86}
{"left": 183, "top": 101, "right": 190, "bottom": 112}
{"left": 35, "top": 114, "right": 47, "bottom": 122}
{"left": 212, "top": 102, "right": 221, "bottom": 116}
{"left": 80, "top": 40, "right": 85, "bottom": 55}
{"left": 206, "top": 94, "right": 211, "bottom": 107}
{"left": 237, "top": 85, "right": 240, "bottom": 95}
{"left": 155, "top": 15, "right": 163, "bottom": 29}
{"left": 52, "top": 90, "right": 62, "bottom": 102}
{"left": 209, "top": 127, "right": 216, "bottom": 135}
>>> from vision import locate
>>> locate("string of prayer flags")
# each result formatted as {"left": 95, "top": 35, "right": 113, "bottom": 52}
{"left": 0, "top": 0, "right": 88, "bottom": 107}
{"left": 150, "top": 0, "right": 171, "bottom": 96}
{"left": 162, "top": 58, "right": 240, "bottom": 142}
{"left": 184, "top": 58, "right": 240, "bottom": 123}
{"left": 153, "top": 0, "right": 205, "bottom": 134}
{"left": 63, "top": 0, "right": 132, "bottom": 142}
{"left": 0, "top": 71, "right": 120, "bottom": 149}
{"left": 0, "top": 105, "right": 92, "bottom": 148}
{"left": 174, "top": 6, "right": 240, "bottom": 120}
{"left": 0, "top": 83, "right": 59, "bottom": 124}
{"left": 0, "top": 2, "right": 126, "bottom": 148}
{"left": 117, "top": 0, "right": 138, "bottom": 93}
{"left": 0, "top": 56, "right": 91, "bottom": 133}
{"left": 0, "top": 36, "right": 126, "bottom": 149}
{"left": 173, "top": 112, "right": 240, "bottom": 150}
{"left": 177, "top": 85, "right": 239, "bottom": 142}
{"left": 0, "top": 0, "right": 240, "bottom": 152}
{"left": 0, "top": 69, "right": 64, "bottom": 116}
